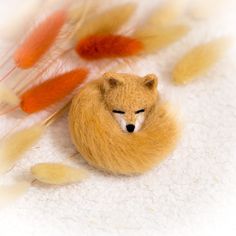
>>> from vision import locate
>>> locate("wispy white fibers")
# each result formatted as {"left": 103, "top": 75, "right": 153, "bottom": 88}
{"left": 0, "top": 0, "right": 42, "bottom": 41}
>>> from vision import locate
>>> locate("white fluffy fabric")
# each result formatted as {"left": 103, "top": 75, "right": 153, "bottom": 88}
{"left": 0, "top": 0, "right": 236, "bottom": 236}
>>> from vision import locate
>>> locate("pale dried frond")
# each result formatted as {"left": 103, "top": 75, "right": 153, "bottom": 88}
{"left": 148, "top": 0, "right": 187, "bottom": 26}
{"left": 0, "top": 99, "right": 70, "bottom": 176}
{"left": 135, "top": 24, "right": 189, "bottom": 53}
{"left": 74, "top": 3, "right": 137, "bottom": 42}
{"left": 0, "top": 85, "right": 20, "bottom": 106}
{"left": 0, "top": 124, "right": 45, "bottom": 175}
{"left": 173, "top": 37, "right": 233, "bottom": 84}
{"left": 31, "top": 163, "right": 88, "bottom": 185}
{"left": 0, "top": 181, "right": 31, "bottom": 208}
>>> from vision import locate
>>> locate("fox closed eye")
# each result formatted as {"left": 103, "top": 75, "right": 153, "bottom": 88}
{"left": 113, "top": 109, "right": 145, "bottom": 114}
{"left": 135, "top": 109, "right": 145, "bottom": 114}
{"left": 112, "top": 110, "right": 125, "bottom": 114}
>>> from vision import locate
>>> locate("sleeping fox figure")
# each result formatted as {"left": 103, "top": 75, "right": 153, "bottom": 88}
{"left": 69, "top": 72, "right": 180, "bottom": 175}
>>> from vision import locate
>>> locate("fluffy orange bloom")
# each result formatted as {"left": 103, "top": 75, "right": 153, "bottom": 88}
{"left": 76, "top": 34, "right": 144, "bottom": 60}
{"left": 21, "top": 68, "right": 88, "bottom": 113}
{"left": 14, "top": 9, "right": 67, "bottom": 69}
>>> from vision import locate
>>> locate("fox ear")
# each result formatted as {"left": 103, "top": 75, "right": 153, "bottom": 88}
{"left": 143, "top": 74, "right": 158, "bottom": 90}
{"left": 103, "top": 72, "right": 123, "bottom": 90}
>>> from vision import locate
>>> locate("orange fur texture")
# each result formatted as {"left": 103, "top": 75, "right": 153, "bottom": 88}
{"left": 76, "top": 34, "right": 144, "bottom": 60}
{"left": 69, "top": 73, "right": 180, "bottom": 175}
{"left": 14, "top": 9, "right": 67, "bottom": 69}
{"left": 21, "top": 68, "right": 88, "bottom": 114}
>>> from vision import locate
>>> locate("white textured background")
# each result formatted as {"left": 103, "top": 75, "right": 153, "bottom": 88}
{"left": 0, "top": 0, "right": 236, "bottom": 236}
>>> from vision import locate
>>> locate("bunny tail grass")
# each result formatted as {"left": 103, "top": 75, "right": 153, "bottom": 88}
{"left": 173, "top": 37, "right": 233, "bottom": 84}
{"left": 20, "top": 68, "right": 88, "bottom": 114}
{"left": 0, "top": 181, "right": 31, "bottom": 208}
{"left": 14, "top": 8, "right": 67, "bottom": 69}
{"left": 135, "top": 24, "right": 189, "bottom": 53}
{"left": 74, "top": 3, "right": 137, "bottom": 42}
{"left": 68, "top": 0, "right": 101, "bottom": 38}
{"left": 0, "top": 101, "right": 70, "bottom": 175}
{"left": 76, "top": 34, "right": 143, "bottom": 60}
{"left": 31, "top": 163, "right": 88, "bottom": 185}
{"left": 0, "top": 85, "right": 20, "bottom": 106}
{"left": 148, "top": 0, "right": 186, "bottom": 26}
{"left": 0, "top": 124, "right": 45, "bottom": 175}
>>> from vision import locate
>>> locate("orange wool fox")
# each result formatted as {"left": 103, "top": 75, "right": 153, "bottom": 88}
{"left": 69, "top": 73, "right": 180, "bottom": 175}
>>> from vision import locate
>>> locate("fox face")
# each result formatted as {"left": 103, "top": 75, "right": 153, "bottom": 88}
{"left": 112, "top": 108, "right": 146, "bottom": 133}
{"left": 102, "top": 72, "right": 158, "bottom": 133}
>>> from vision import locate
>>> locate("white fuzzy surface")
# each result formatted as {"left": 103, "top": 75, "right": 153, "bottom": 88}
{"left": 0, "top": 0, "right": 236, "bottom": 236}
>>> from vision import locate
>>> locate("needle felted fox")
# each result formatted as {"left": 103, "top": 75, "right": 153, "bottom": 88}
{"left": 69, "top": 72, "right": 180, "bottom": 175}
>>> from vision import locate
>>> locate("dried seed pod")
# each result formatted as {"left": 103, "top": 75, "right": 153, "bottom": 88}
{"left": 0, "top": 102, "right": 70, "bottom": 176}
{"left": 0, "top": 85, "right": 20, "bottom": 106}
{"left": 0, "top": 125, "right": 45, "bottom": 175}
{"left": 76, "top": 34, "right": 143, "bottom": 60}
{"left": 148, "top": 0, "right": 186, "bottom": 26}
{"left": 31, "top": 163, "right": 88, "bottom": 185}
{"left": 14, "top": 9, "right": 67, "bottom": 69}
{"left": 0, "top": 181, "right": 31, "bottom": 208}
{"left": 20, "top": 68, "right": 88, "bottom": 114}
{"left": 173, "top": 37, "right": 233, "bottom": 84}
{"left": 135, "top": 24, "right": 189, "bottom": 53}
{"left": 74, "top": 3, "right": 136, "bottom": 42}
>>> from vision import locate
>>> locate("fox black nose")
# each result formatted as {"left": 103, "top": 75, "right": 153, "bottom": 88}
{"left": 126, "top": 124, "right": 135, "bottom": 133}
